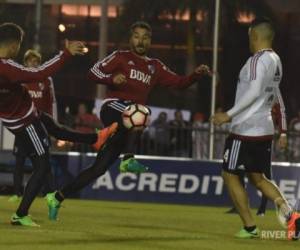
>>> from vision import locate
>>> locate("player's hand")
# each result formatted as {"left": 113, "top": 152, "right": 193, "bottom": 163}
{"left": 194, "top": 64, "right": 212, "bottom": 77}
{"left": 210, "top": 112, "right": 231, "bottom": 126}
{"left": 277, "top": 133, "right": 288, "bottom": 150}
{"left": 113, "top": 74, "right": 127, "bottom": 85}
{"left": 65, "top": 40, "right": 87, "bottom": 56}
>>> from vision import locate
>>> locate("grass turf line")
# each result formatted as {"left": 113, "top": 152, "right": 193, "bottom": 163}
{"left": 0, "top": 196, "right": 298, "bottom": 250}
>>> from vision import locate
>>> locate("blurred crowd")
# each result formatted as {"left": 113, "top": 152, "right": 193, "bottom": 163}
{"left": 52, "top": 104, "right": 300, "bottom": 162}
{"left": 54, "top": 103, "right": 102, "bottom": 152}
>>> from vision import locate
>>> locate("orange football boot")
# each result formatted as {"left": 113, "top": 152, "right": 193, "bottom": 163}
{"left": 92, "top": 122, "right": 118, "bottom": 151}
{"left": 287, "top": 212, "right": 300, "bottom": 240}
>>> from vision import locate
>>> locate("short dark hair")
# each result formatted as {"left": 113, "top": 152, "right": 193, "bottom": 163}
{"left": 250, "top": 17, "right": 275, "bottom": 40}
{"left": 130, "top": 21, "right": 152, "bottom": 36}
{"left": 250, "top": 17, "right": 274, "bottom": 29}
{"left": 0, "top": 22, "right": 24, "bottom": 45}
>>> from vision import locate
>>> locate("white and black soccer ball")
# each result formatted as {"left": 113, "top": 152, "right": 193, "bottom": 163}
{"left": 122, "top": 104, "right": 151, "bottom": 130}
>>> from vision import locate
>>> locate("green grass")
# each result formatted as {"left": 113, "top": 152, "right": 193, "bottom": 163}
{"left": 0, "top": 196, "right": 298, "bottom": 250}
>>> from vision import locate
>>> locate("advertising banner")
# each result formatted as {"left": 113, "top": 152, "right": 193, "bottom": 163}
{"left": 1, "top": 151, "right": 299, "bottom": 207}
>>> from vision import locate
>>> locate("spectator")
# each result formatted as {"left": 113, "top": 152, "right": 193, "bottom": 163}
{"left": 288, "top": 111, "right": 300, "bottom": 160}
{"left": 62, "top": 106, "right": 75, "bottom": 128}
{"left": 74, "top": 103, "right": 102, "bottom": 152}
{"left": 169, "top": 110, "right": 190, "bottom": 157}
{"left": 289, "top": 111, "right": 300, "bottom": 131}
{"left": 192, "top": 112, "right": 209, "bottom": 159}
{"left": 150, "top": 111, "right": 170, "bottom": 155}
{"left": 214, "top": 107, "right": 230, "bottom": 159}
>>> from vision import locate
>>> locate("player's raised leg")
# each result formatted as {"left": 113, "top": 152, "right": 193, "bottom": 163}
{"left": 249, "top": 173, "right": 291, "bottom": 216}
{"left": 39, "top": 112, "right": 108, "bottom": 150}
{"left": 46, "top": 122, "right": 118, "bottom": 220}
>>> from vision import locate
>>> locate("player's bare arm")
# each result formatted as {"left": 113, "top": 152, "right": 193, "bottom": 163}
{"left": 65, "top": 40, "right": 87, "bottom": 56}
{"left": 194, "top": 64, "right": 212, "bottom": 77}
{"left": 210, "top": 112, "right": 231, "bottom": 126}
{"left": 277, "top": 133, "right": 287, "bottom": 149}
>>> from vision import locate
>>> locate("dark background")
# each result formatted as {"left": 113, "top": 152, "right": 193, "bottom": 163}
{"left": 0, "top": 0, "right": 299, "bottom": 122}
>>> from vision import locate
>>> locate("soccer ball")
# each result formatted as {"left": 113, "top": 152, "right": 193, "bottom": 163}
{"left": 122, "top": 104, "right": 150, "bottom": 130}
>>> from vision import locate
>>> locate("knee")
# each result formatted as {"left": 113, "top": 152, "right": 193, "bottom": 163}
{"left": 249, "top": 175, "right": 264, "bottom": 189}
{"left": 221, "top": 170, "right": 233, "bottom": 183}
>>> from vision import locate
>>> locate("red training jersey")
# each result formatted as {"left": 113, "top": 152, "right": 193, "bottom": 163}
{"left": 0, "top": 50, "right": 71, "bottom": 131}
{"left": 24, "top": 77, "right": 57, "bottom": 119}
{"left": 88, "top": 50, "right": 203, "bottom": 104}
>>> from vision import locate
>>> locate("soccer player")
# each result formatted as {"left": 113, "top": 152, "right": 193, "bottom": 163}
{"left": 88, "top": 21, "right": 210, "bottom": 171}
{"left": 9, "top": 50, "right": 105, "bottom": 202}
{"left": 0, "top": 22, "right": 116, "bottom": 226}
{"left": 211, "top": 18, "right": 300, "bottom": 239}
{"left": 225, "top": 102, "right": 286, "bottom": 216}
{"left": 45, "top": 21, "right": 211, "bottom": 220}
{"left": 9, "top": 49, "right": 58, "bottom": 202}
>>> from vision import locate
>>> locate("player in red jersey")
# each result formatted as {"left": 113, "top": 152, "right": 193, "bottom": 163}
{"left": 88, "top": 21, "right": 211, "bottom": 172}
{"left": 9, "top": 49, "right": 58, "bottom": 202}
{"left": 46, "top": 21, "right": 211, "bottom": 220}
{"left": 0, "top": 22, "right": 117, "bottom": 226}
{"left": 23, "top": 50, "right": 58, "bottom": 119}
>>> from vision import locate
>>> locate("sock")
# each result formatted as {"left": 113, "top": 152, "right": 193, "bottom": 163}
{"left": 123, "top": 153, "right": 134, "bottom": 161}
{"left": 281, "top": 204, "right": 293, "bottom": 220}
{"left": 15, "top": 212, "right": 25, "bottom": 218}
{"left": 244, "top": 225, "right": 256, "bottom": 232}
{"left": 295, "top": 218, "right": 300, "bottom": 238}
{"left": 275, "top": 197, "right": 292, "bottom": 219}
{"left": 55, "top": 191, "right": 65, "bottom": 202}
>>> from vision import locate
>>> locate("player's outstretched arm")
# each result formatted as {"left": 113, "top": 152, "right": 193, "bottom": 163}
{"left": 156, "top": 60, "right": 211, "bottom": 89}
{"left": 65, "top": 40, "right": 87, "bottom": 56}
{"left": 87, "top": 50, "right": 120, "bottom": 85}
{"left": 194, "top": 64, "right": 212, "bottom": 77}
{"left": 3, "top": 40, "right": 86, "bottom": 84}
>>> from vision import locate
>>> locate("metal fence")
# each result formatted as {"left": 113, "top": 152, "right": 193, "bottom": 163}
{"left": 130, "top": 125, "right": 230, "bottom": 160}
{"left": 54, "top": 125, "right": 287, "bottom": 162}
{"left": 2, "top": 120, "right": 300, "bottom": 162}
{"left": 116, "top": 126, "right": 300, "bottom": 162}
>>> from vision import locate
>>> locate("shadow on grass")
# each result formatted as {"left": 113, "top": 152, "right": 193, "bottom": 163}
{"left": 116, "top": 223, "right": 198, "bottom": 234}
{"left": 0, "top": 235, "right": 205, "bottom": 246}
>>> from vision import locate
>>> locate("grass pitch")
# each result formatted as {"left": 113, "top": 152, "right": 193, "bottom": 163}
{"left": 0, "top": 197, "right": 299, "bottom": 250}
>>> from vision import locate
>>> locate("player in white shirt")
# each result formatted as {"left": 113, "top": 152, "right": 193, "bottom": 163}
{"left": 211, "top": 18, "right": 300, "bottom": 240}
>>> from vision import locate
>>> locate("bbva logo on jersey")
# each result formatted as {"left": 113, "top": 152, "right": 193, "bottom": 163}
{"left": 28, "top": 90, "right": 43, "bottom": 99}
{"left": 129, "top": 69, "right": 151, "bottom": 85}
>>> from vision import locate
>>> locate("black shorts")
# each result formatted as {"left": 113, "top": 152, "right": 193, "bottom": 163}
{"left": 222, "top": 137, "right": 272, "bottom": 174}
{"left": 13, "top": 136, "right": 28, "bottom": 157}
{"left": 13, "top": 119, "right": 50, "bottom": 157}
{"left": 100, "top": 100, "right": 135, "bottom": 126}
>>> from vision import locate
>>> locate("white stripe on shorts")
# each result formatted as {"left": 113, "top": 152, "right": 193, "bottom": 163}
{"left": 108, "top": 103, "right": 126, "bottom": 113}
{"left": 26, "top": 125, "right": 45, "bottom": 155}
{"left": 228, "top": 140, "right": 237, "bottom": 170}
{"left": 229, "top": 140, "right": 241, "bottom": 170}
{"left": 232, "top": 141, "right": 241, "bottom": 170}
{"left": 26, "top": 127, "right": 42, "bottom": 155}
{"left": 110, "top": 101, "right": 127, "bottom": 109}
